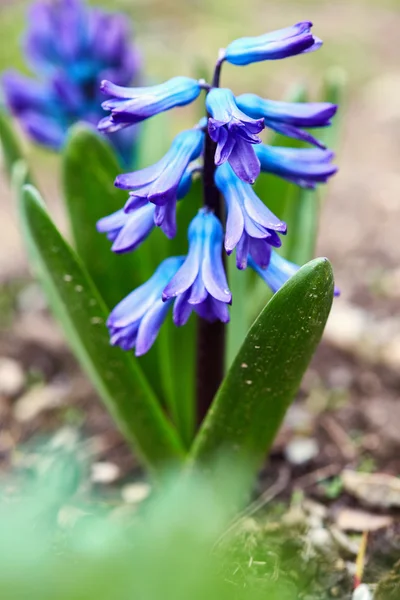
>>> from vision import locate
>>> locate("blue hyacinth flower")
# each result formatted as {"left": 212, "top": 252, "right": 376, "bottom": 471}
{"left": 223, "top": 22, "right": 322, "bottom": 66}
{"left": 2, "top": 0, "right": 140, "bottom": 161}
{"left": 115, "top": 128, "right": 203, "bottom": 237}
{"left": 107, "top": 257, "right": 184, "bottom": 356}
{"left": 236, "top": 93, "right": 337, "bottom": 149}
{"left": 97, "top": 165, "right": 196, "bottom": 248}
{"left": 215, "top": 162, "right": 286, "bottom": 269}
{"left": 99, "top": 76, "right": 202, "bottom": 132}
{"left": 163, "top": 210, "right": 231, "bottom": 326}
{"left": 255, "top": 145, "right": 337, "bottom": 188}
{"left": 96, "top": 200, "right": 155, "bottom": 254}
{"left": 251, "top": 252, "right": 340, "bottom": 296}
{"left": 205, "top": 88, "right": 264, "bottom": 184}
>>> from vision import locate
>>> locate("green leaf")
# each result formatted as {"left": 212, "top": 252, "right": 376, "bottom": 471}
{"left": 0, "top": 108, "right": 33, "bottom": 183}
{"left": 18, "top": 182, "right": 185, "bottom": 473}
{"left": 317, "top": 67, "right": 347, "bottom": 154}
{"left": 157, "top": 179, "right": 203, "bottom": 447}
{"left": 62, "top": 124, "right": 149, "bottom": 309}
{"left": 226, "top": 255, "right": 251, "bottom": 370}
{"left": 190, "top": 258, "right": 334, "bottom": 480}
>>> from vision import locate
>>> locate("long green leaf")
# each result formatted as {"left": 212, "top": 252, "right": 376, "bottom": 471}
{"left": 190, "top": 258, "right": 334, "bottom": 478}
{"left": 62, "top": 125, "right": 149, "bottom": 309}
{"left": 0, "top": 108, "right": 33, "bottom": 183}
{"left": 18, "top": 182, "right": 185, "bottom": 473}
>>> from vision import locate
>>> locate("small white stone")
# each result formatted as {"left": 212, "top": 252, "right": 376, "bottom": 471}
{"left": 285, "top": 438, "right": 319, "bottom": 466}
{"left": 91, "top": 461, "right": 120, "bottom": 484}
{"left": 0, "top": 357, "right": 25, "bottom": 397}
{"left": 13, "top": 382, "right": 70, "bottom": 422}
{"left": 121, "top": 482, "right": 151, "bottom": 504}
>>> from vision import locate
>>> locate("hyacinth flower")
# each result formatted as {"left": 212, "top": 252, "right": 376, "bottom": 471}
{"left": 255, "top": 145, "right": 337, "bottom": 188}
{"left": 107, "top": 257, "right": 184, "bottom": 356}
{"left": 205, "top": 88, "right": 264, "bottom": 183}
{"left": 97, "top": 164, "right": 197, "bottom": 251}
{"left": 163, "top": 210, "right": 232, "bottom": 326}
{"left": 223, "top": 21, "right": 322, "bottom": 66}
{"left": 2, "top": 0, "right": 140, "bottom": 163}
{"left": 97, "top": 20, "right": 338, "bottom": 412}
{"left": 236, "top": 93, "right": 337, "bottom": 148}
{"left": 99, "top": 77, "right": 202, "bottom": 132}
{"left": 215, "top": 162, "right": 286, "bottom": 269}
{"left": 108, "top": 127, "right": 204, "bottom": 239}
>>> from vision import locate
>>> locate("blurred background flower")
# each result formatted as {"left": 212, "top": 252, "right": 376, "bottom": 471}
{"left": 2, "top": 0, "right": 141, "bottom": 164}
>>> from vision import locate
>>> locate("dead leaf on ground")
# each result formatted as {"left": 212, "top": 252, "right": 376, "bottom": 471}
{"left": 342, "top": 470, "right": 400, "bottom": 509}
{"left": 336, "top": 508, "right": 393, "bottom": 532}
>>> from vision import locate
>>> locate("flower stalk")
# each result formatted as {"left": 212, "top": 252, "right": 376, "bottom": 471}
{"left": 196, "top": 56, "right": 226, "bottom": 424}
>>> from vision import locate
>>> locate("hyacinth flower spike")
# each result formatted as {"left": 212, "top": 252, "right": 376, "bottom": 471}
{"left": 223, "top": 21, "right": 322, "bottom": 66}
{"left": 99, "top": 76, "right": 203, "bottom": 132}
{"left": 206, "top": 88, "right": 264, "bottom": 183}
{"left": 97, "top": 20, "right": 338, "bottom": 414}
{"left": 163, "top": 210, "right": 232, "bottom": 326}
{"left": 97, "top": 165, "right": 197, "bottom": 251}
{"left": 107, "top": 257, "right": 185, "bottom": 356}
{"left": 236, "top": 93, "right": 337, "bottom": 149}
{"left": 2, "top": 0, "right": 140, "bottom": 162}
{"left": 215, "top": 162, "right": 286, "bottom": 269}
{"left": 255, "top": 145, "right": 337, "bottom": 188}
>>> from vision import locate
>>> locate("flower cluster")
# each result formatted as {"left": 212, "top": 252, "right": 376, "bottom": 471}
{"left": 2, "top": 0, "right": 140, "bottom": 163}
{"left": 98, "top": 22, "right": 338, "bottom": 355}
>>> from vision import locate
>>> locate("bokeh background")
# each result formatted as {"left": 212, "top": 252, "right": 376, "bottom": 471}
{"left": 0, "top": 0, "right": 399, "bottom": 479}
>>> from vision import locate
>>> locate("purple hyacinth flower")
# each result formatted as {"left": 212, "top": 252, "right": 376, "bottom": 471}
{"left": 96, "top": 200, "right": 155, "bottom": 254}
{"left": 162, "top": 209, "right": 231, "bottom": 326}
{"left": 255, "top": 144, "right": 337, "bottom": 189}
{"left": 115, "top": 128, "right": 203, "bottom": 237}
{"left": 107, "top": 257, "right": 184, "bottom": 356}
{"left": 99, "top": 76, "right": 202, "bottom": 132}
{"left": 205, "top": 88, "right": 264, "bottom": 184}
{"left": 251, "top": 252, "right": 340, "bottom": 296}
{"left": 236, "top": 93, "right": 337, "bottom": 149}
{"left": 215, "top": 162, "right": 286, "bottom": 270}
{"left": 223, "top": 22, "right": 322, "bottom": 66}
{"left": 2, "top": 0, "right": 140, "bottom": 159}
{"left": 97, "top": 165, "right": 196, "bottom": 249}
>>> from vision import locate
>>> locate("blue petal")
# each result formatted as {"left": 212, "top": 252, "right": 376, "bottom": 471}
{"left": 224, "top": 22, "right": 322, "bottom": 66}
{"left": 100, "top": 76, "right": 201, "bottom": 130}
{"left": 111, "top": 204, "right": 155, "bottom": 253}
{"left": 228, "top": 137, "right": 260, "bottom": 184}
{"left": 236, "top": 94, "right": 337, "bottom": 127}
{"left": 162, "top": 235, "right": 203, "bottom": 300}
{"left": 172, "top": 290, "right": 193, "bottom": 326}
{"left": 201, "top": 212, "right": 231, "bottom": 303}
{"left": 250, "top": 251, "right": 300, "bottom": 293}
{"left": 255, "top": 144, "right": 337, "bottom": 186}
{"left": 135, "top": 298, "right": 173, "bottom": 356}
{"left": 109, "top": 257, "right": 183, "bottom": 328}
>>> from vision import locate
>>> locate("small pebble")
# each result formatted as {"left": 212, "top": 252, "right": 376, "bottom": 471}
{"left": 0, "top": 357, "right": 25, "bottom": 398}
{"left": 121, "top": 482, "right": 151, "bottom": 505}
{"left": 91, "top": 462, "right": 120, "bottom": 484}
{"left": 13, "top": 382, "right": 70, "bottom": 422}
{"left": 285, "top": 437, "right": 319, "bottom": 466}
